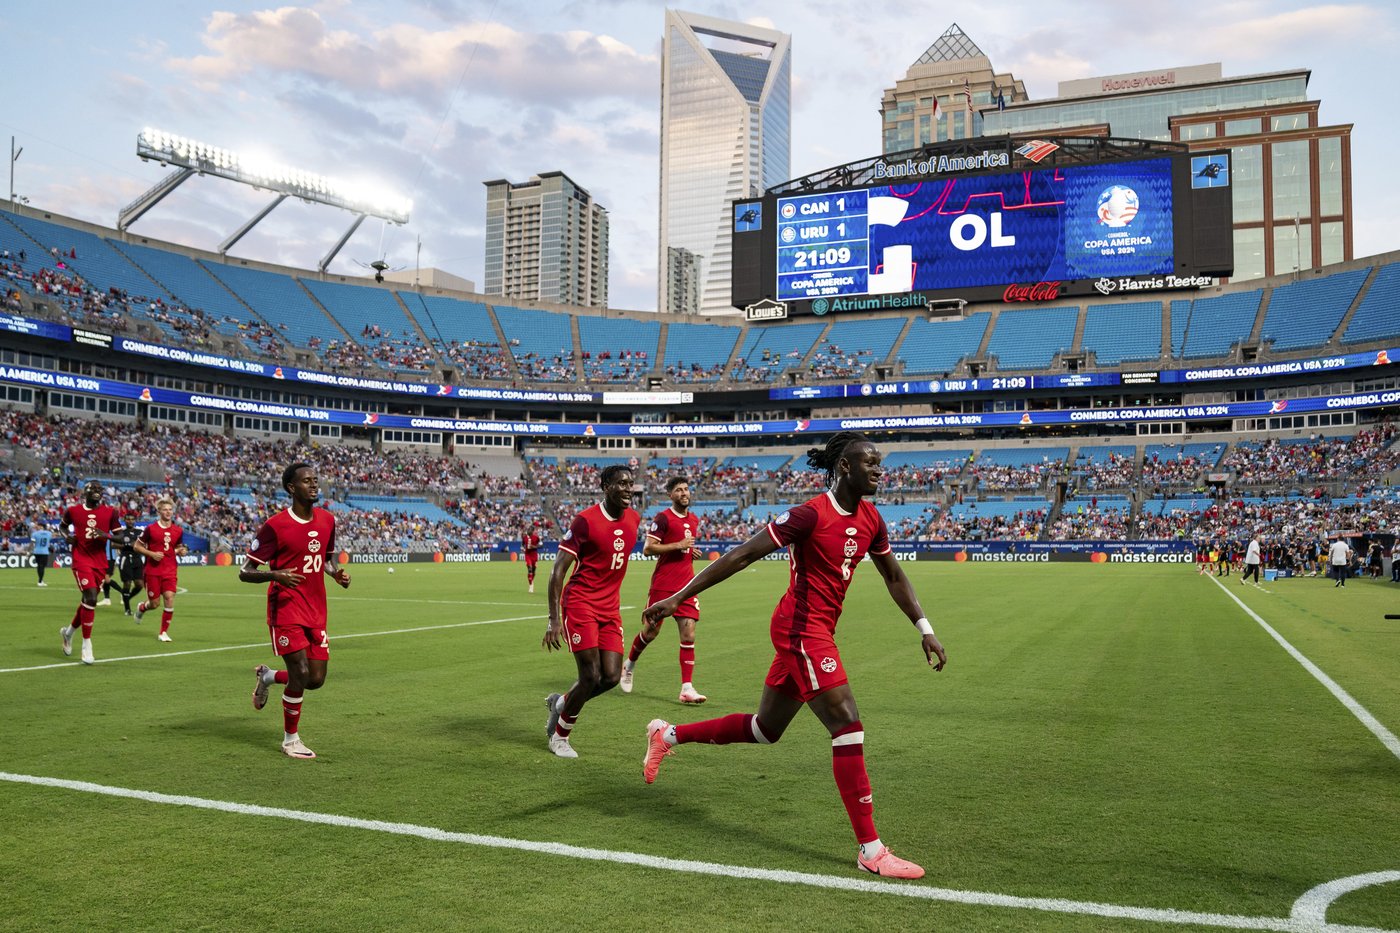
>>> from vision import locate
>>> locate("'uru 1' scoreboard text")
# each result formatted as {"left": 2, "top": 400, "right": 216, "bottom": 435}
{"left": 777, "top": 191, "right": 871, "bottom": 301}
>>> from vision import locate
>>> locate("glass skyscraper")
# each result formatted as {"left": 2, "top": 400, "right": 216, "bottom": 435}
{"left": 659, "top": 10, "right": 790, "bottom": 315}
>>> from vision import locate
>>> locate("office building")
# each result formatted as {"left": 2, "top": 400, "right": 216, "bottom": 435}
{"left": 982, "top": 63, "right": 1352, "bottom": 279}
{"left": 483, "top": 172, "right": 609, "bottom": 308}
{"left": 659, "top": 10, "right": 790, "bottom": 315}
{"left": 880, "top": 24, "right": 1027, "bottom": 152}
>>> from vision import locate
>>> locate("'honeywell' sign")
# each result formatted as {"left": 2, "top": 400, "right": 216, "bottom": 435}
{"left": 1058, "top": 63, "right": 1221, "bottom": 99}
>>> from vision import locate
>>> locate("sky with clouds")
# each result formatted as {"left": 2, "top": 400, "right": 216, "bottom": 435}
{"left": 2, "top": 1, "right": 1394, "bottom": 311}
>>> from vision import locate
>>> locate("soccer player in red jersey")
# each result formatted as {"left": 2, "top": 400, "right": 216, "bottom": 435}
{"left": 621, "top": 476, "right": 706, "bottom": 703}
{"left": 522, "top": 524, "right": 542, "bottom": 593}
{"left": 641, "top": 432, "right": 947, "bottom": 879}
{"left": 240, "top": 463, "right": 351, "bottom": 760}
{"left": 133, "top": 497, "right": 189, "bottom": 641}
{"left": 541, "top": 465, "right": 640, "bottom": 759}
{"left": 60, "top": 481, "right": 122, "bottom": 665}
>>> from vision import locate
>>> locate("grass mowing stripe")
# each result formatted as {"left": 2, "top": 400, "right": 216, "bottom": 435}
{"left": 0, "top": 613, "right": 546, "bottom": 675}
{"left": 2, "top": 770, "right": 1394, "bottom": 933}
{"left": 1206, "top": 574, "right": 1400, "bottom": 761}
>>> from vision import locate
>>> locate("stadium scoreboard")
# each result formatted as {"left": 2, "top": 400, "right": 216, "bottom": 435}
{"left": 732, "top": 144, "right": 1234, "bottom": 317}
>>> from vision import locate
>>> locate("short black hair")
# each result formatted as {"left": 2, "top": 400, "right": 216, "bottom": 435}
{"left": 665, "top": 475, "right": 689, "bottom": 493}
{"left": 282, "top": 462, "right": 312, "bottom": 494}
{"left": 805, "top": 431, "right": 871, "bottom": 484}
{"left": 599, "top": 464, "right": 632, "bottom": 488}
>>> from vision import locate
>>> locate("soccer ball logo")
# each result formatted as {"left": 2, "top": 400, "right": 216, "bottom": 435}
{"left": 1097, "top": 186, "right": 1139, "bottom": 227}
{"left": 571, "top": 632, "right": 581, "bottom": 645}
{"left": 613, "top": 537, "right": 624, "bottom": 552}
{"left": 278, "top": 635, "right": 290, "bottom": 647}
{"left": 844, "top": 538, "right": 858, "bottom": 558}
{"left": 308, "top": 539, "right": 321, "bottom": 553}
{"left": 821, "top": 657, "right": 838, "bottom": 674}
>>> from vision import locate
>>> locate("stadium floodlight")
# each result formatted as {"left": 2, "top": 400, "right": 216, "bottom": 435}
{"left": 121, "top": 128, "right": 412, "bottom": 270}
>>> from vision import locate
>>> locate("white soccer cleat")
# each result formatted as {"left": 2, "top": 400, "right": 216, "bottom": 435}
{"left": 528, "top": 583, "right": 534, "bottom": 593}
{"left": 133, "top": 602, "right": 146, "bottom": 623}
{"left": 37, "top": 581, "right": 48, "bottom": 587}
{"left": 252, "top": 665, "right": 272, "bottom": 711}
{"left": 619, "top": 663, "right": 634, "bottom": 694}
{"left": 548, "top": 734, "right": 578, "bottom": 759}
{"left": 678, "top": 686, "right": 707, "bottom": 705}
{"left": 80, "top": 640, "right": 94, "bottom": 665}
{"left": 60, "top": 625, "right": 73, "bottom": 657}
{"left": 157, "top": 632, "right": 173, "bottom": 642}
{"left": 96, "top": 598, "right": 112, "bottom": 607}
{"left": 281, "top": 737, "right": 316, "bottom": 759}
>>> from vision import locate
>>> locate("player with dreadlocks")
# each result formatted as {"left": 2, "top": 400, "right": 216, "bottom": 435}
{"left": 640, "top": 431, "right": 947, "bottom": 879}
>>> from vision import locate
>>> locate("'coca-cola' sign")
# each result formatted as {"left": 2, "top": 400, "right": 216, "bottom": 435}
{"left": 1003, "top": 281, "right": 1063, "bottom": 302}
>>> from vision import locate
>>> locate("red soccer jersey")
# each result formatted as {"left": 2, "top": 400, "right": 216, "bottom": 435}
{"left": 140, "top": 521, "right": 184, "bottom": 574}
{"left": 63, "top": 503, "right": 121, "bottom": 567}
{"left": 647, "top": 507, "right": 700, "bottom": 596}
{"left": 247, "top": 507, "right": 337, "bottom": 629}
{"left": 765, "top": 491, "right": 891, "bottom": 637}
{"left": 522, "top": 532, "right": 541, "bottom": 554}
{"left": 559, "top": 503, "right": 640, "bottom": 619}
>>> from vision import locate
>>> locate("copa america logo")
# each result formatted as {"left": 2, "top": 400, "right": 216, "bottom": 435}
{"left": 812, "top": 298, "right": 830, "bottom": 316}
{"left": 1097, "top": 186, "right": 1139, "bottom": 227}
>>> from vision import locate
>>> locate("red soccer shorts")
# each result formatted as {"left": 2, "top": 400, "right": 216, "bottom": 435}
{"left": 647, "top": 588, "right": 699, "bottom": 622}
{"left": 525, "top": 552, "right": 538, "bottom": 569}
{"left": 561, "top": 612, "right": 623, "bottom": 655}
{"left": 145, "top": 572, "right": 178, "bottom": 600}
{"left": 269, "top": 623, "right": 330, "bottom": 660}
{"left": 765, "top": 632, "right": 848, "bottom": 703}
{"left": 71, "top": 562, "right": 104, "bottom": 590}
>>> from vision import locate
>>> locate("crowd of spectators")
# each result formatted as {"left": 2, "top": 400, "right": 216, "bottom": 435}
{"left": 445, "top": 340, "right": 513, "bottom": 379}
{"left": 1047, "top": 502, "right": 1132, "bottom": 540}
{"left": 1074, "top": 451, "right": 1138, "bottom": 490}
{"left": 806, "top": 342, "right": 876, "bottom": 380}
{"left": 968, "top": 458, "right": 1062, "bottom": 492}
{"left": 665, "top": 360, "right": 729, "bottom": 383}
{"left": 1221, "top": 427, "right": 1400, "bottom": 487}
{"left": 924, "top": 506, "right": 1049, "bottom": 540}
{"left": 1141, "top": 444, "right": 1225, "bottom": 489}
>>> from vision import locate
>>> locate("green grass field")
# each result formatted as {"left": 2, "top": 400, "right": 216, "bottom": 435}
{"left": 2, "top": 560, "right": 1397, "bottom": 932}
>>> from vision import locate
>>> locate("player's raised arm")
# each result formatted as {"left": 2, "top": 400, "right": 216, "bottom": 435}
{"left": 643, "top": 527, "right": 778, "bottom": 624}
{"left": 870, "top": 550, "right": 946, "bottom": 670}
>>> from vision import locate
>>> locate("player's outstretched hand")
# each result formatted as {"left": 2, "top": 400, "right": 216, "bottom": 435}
{"left": 922, "top": 633, "right": 947, "bottom": 671}
{"left": 542, "top": 619, "right": 564, "bottom": 652}
{"left": 272, "top": 570, "right": 305, "bottom": 588}
{"left": 642, "top": 597, "right": 678, "bottom": 625}
{"left": 330, "top": 568, "right": 351, "bottom": 589}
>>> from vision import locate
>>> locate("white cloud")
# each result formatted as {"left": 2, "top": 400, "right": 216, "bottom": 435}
{"left": 169, "top": 7, "right": 656, "bottom": 108}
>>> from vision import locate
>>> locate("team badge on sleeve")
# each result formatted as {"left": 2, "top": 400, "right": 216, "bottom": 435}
{"left": 776, "top": 512, "right": 790, "bottom": 525}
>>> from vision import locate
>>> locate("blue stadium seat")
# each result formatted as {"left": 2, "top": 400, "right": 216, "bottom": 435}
{"left": 730, "top": 322, "right": 826, "bottom": 382}
{"left": 577, "top": 316, "right": 660, "bottom": 381}
{"left": 977, "top": 447, "right": 1069, "bottom": 467}
{"left": 301, "top": 279, "right": 429, "bottom": 371}
{"left": 494, "top": 304, "right": 575, "bottom": 380}
{"left": 1081, "top": 302, "right": 1162, "bottom": 364}
{"left": 1342, "top": 262, "right": 1400, "bottom": 345}
{"left": 897, "top": 313, "right": 990, "bottom": 375}
{"left": 985, "top": 307, "right": 1078, "bottom": 370}
{"left": 202, "top": 262, "right": 337, "bottom": 348}
{"left": 1176, "top": 290, "right": 1262, "bottom": 359}
{"left": 1259, "top": 269, "right": 1368, "bottom": 351}
{"left": 108, "top": 241, "right": 263, "bottom": 339}
{"left": 806, "top": 318, "right": 906, "bottom": 378}
{"left": 662, "top": 322, "right": 741, "bottom": 381}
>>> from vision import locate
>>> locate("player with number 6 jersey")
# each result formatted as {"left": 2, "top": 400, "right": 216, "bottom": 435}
{"left": 540, "top": 465, "right": 640, "bottom": 759}
{"left": 240, "top": 462, "right": 351, "bottom": 760}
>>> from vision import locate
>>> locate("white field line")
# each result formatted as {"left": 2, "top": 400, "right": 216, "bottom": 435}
{"left": 1291, "top": 872, "right": 1400, "bottom": 926}
{"left": 1206, "top": 575, "right": 1400, "bottom": 762}
{"left": 0, "top": 771, "right": 1393, "bottom": 933}
{"left": 1, "top": 585, "right": 539, "bottom": 607}
{"left": 0, "top": 613, "right": 547, "bottom": 674}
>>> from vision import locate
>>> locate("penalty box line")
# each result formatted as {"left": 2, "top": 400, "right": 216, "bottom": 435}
{"left": 1207, "top": 575, "right": 1400, "bottom": 762}
{"left": 0, "top": 613, "right": 547, "bottom": 675}
{"left": 0, "top": 771, "right": 1394, "bottom": 933}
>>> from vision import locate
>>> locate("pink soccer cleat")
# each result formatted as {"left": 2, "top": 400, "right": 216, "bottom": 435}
{"left": 642, "top": 719, "right": 675, "bottom": 784}
{"left": 857, "top": 847, "right": 925, "bottom": 879}
{"left": 677, "top": 686, "right": 707, "bottom": 704}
